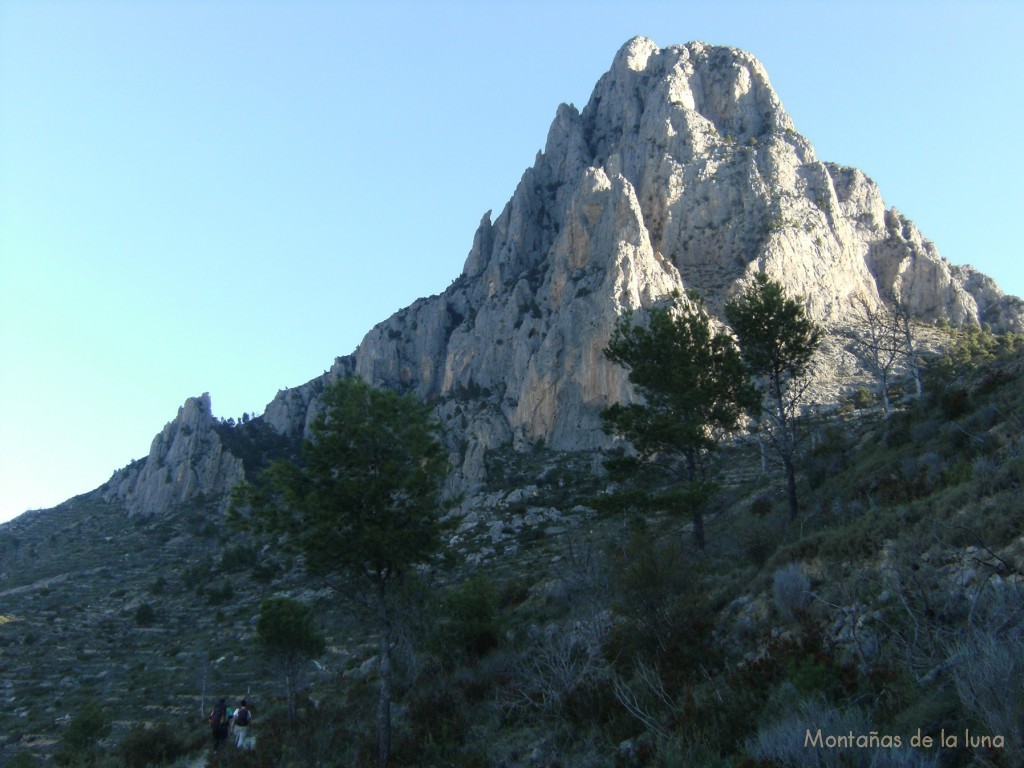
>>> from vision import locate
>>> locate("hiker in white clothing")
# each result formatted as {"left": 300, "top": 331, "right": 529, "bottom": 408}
{"left": 232, "top": 699, "right": 253, "bottom": 749}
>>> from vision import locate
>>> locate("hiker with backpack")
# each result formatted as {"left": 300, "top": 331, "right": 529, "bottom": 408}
{"left": 209, "top": 698, "right": 229, "bottom": 752}
{"left": 232, "top": 698, "right": 253, "bottom": 749}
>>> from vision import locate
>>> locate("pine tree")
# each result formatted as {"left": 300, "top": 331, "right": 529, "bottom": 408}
{"left": 243, "top": 376, "right": 448, "bottom": 767}
{"left": 257, "top": 597, "right": 326, "bottom": 722}
{"left": 725, "top": 274, "right": 822, "bottom": 520}
{"left": 602, "top": 293, "right": 757, "bottom": 549}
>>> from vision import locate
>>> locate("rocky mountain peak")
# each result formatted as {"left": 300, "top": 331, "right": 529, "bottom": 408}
{"left": 102, "top": 393, "right": 244, "bottom": 517}
{"left": 97, "top": 39, "right": 1024, "bottom": 514}
{"left": 590, "top": 38, "right": 794, "bottom": 157}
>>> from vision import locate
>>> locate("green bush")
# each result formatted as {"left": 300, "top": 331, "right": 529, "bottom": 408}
{"left": 54, "top": 703, "right": 110, "bottom": 766}
{"left": 134, "top": 602, "right": 156, "bottom": 627}
{"left": 943, "top": 458, "right": 973, "bottom": 487}
{"left": 435, "top": 575, "right": 503, "bottom": 661}
{"left": 993, "top": 456, "right": 1024, "bottom": 492}
{"left": 604, "top": 531, "right": 719, "bottom": 686}
{"left": 5, "top": 753, "right": 41, "bottom": 768}
{"left": 181, "top": 563, "right": 208, "bottom": 591}
{"left": 804, "top": 426, "right": 852, "bottom": 491}
{"left": 117, "top": 721, "right": 190, "bottom": 768}
{"left": 205, "top": 580, "right": 234, "bottom": 605}
{"left": 220, "top": 543, "right": 258, "bottom": 572}
{"left": 852, "top": 386, "right": 874, "bottom": 409}
{"left": 241, "top": 698, "right": 363, "bottom": 768}
{"left": 940, "top": 387, "right": 970, "bottom": 418}
{"left": 740, "top": 515, "right": 783, "bottom": 568}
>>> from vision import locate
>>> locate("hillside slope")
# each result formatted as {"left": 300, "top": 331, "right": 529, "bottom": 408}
{"left": 2, "top": 37, "right": 1024, "bottom": 766}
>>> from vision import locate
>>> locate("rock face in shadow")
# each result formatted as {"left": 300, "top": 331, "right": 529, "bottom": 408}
{"left": 102, "top": 394, "right": 244, "bottom": 516}
{"left": 106, "top": 38, "right": 1024, "bottom": 513}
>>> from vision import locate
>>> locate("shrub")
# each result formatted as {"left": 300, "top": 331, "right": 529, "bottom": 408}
{"left": 181, "top": 563, "right": 208, "bottom": 591}
{"left": 939, "top": 387, "right": 969, "bottom": 419}
{"left": 54, "top": 703, "right": 110, "bottom": 766}
{"left": 943, "top": 457, "right": 973, "bottom": 487}
{"left": 220, "top": 544, "right": 258, "bottom": 572}
{"left": 205, "top": 580, "right": 234, "bottom": 605}
{"left": 993, "top": 456, "right": 1024, "bottom": 492}
{"left": 5, "top": 754, "right": 41, "bottom": 768}
{"left": 745, "top": 691, "right": 940, "bottom": 767}
{"left": 972, "top": 456, "right": 999, "bottom": 494}
{"left": 910, "top": 418, "right": 941, "bottom": 445}
{"left": 506, "top": 625, "right": 610, "bottom": 721}
{"left": 134, "top": 602, "right": 156, "bottom": 627}
{"left": 604, "top": 531, "right": 719, "bottom": 687}
{"left": 117, "top": 721, "right": 190, "bottom": 768}
{"left": 436, "top": 575, "right": 503, "bottom": 661}
{"left": 852, "top": 387, "right": 874, "bottom": 409}
{"left": 804, "top": 427, "right": 851, "bottom": 491}
{"left": 946, "top": 630, "right": 1024, "bottom": 765}
{"left": 253, "top": 559, "right": 280, "bottom": 584}
{"left": 401, "top": 675, "right": 473, "bottom": 760}
{"left": 742, "top": 517, "right": 783, "bottom": 568}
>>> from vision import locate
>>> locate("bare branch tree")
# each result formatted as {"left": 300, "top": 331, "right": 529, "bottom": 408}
{"left": 612, "top": 660, "right": 682, "bottom": 741}
{"left": 890, "top": 293, "right": 924, "bottom": 400}
{"left": 503, "top": 621, "right": 610, "bottom": 719}
{"left": 845, "top": 295, "right": 904, "bottom": 416}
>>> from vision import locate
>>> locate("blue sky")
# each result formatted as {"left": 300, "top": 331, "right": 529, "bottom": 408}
{"left": 1, "top": 1, "right": 1022, "bottom": 523}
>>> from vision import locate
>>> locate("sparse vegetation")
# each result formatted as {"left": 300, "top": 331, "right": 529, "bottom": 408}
{"left": 257, "top": 597, "right": 326, "bottom": 722}
{"left": 726, "top": 272, "right": 822, "bottom": 519}
{"left": 239, "top": 375, "right": 449, "bottom": 768}
{"left": 602, "top": 292, "right": 758, "bottom": 549}
{"left": 1, "top": 335, "right": 1024, "bottom": 767}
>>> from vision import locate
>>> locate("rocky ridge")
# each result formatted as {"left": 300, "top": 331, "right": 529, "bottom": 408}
{"left": 4, "top": 38, "right": 1024, "bottom": 767}
{"left": 102, "top": 394, "right": 244, "bottom": 517}
{"left": 102, "top": 37, "right": 1023, "bottom": 516}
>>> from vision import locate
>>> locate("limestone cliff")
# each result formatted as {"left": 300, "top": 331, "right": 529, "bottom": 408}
{"left": 106, "top": 37, "right": 1023, "bottom": 514}
{"left": 102, "top": 394, "right": 244, "bottom": 516}
{"left": 261, "top": 37, "right": 1021, "bottom": 493}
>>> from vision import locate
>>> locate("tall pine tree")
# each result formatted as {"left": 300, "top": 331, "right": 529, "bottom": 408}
{"left": 603, "top": 293, "right": 757, "bottom": 549}
{"left": 242, "top": 376, "right": 448, "bottom": 767}
{"left": 725, "top": 273, "right": 821, "bottom": 520}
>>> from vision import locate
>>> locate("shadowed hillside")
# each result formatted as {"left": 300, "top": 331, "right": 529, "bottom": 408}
{"left": 3, "top": 36, "right": 1024, "bottom": 767}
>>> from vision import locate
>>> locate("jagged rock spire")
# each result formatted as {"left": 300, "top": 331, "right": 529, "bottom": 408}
{"left": 109, "top": 39, "right": 1024, "bottom": 512}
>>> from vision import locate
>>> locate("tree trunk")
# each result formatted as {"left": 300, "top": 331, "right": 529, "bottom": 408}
{"left": 286, "top": 659, "right": 297, "bottom": 723}
{"left": 912, "top": 363, "right": 923, "bottom": 399}
{"left": 683, "top": 450, "right": 705, "bottom": 551}
{"left": 784, "top": 455, "right": 798, "bottom": 521}
{"left": 199, "top": 662, "right": 208, "bottom": 720}
{"left": 376, "top": 580, "right": 392, "bottom": 768}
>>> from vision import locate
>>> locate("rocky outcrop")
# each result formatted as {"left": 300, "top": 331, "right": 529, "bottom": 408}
{"left": 957, "top": 265, "right": 1024, "bottom": 331}
{"left": 102, "top": 394, "right": 244, "bottom": 517}
{"left": 110, "top": 38, "right": 1024, "bottom": 514}
{"left": 260, "top": 37, "right": 1020, "bottom": 493}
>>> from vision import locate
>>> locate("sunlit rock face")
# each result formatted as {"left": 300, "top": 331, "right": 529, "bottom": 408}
{"left": 115, "top": 38, "right": 1024, "bottom": 511}
{"left": 281, "top": 37, "right": 1014, "bottom": 485}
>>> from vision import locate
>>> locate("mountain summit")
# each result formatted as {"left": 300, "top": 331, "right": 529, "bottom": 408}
{"left": 5, "top": 40, "right": 1024, "bottom": 764}
{"left": 107, "top": 37, "right": 1022, "bottom": 515}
